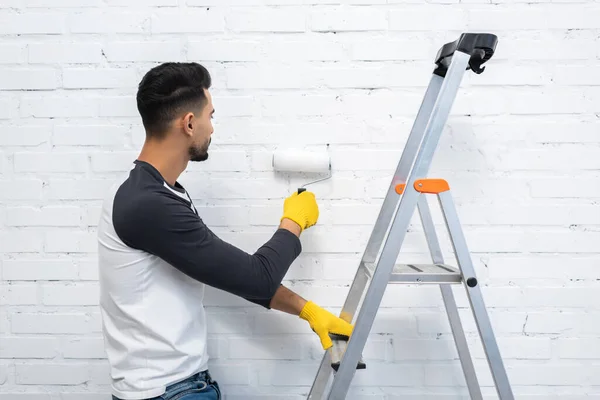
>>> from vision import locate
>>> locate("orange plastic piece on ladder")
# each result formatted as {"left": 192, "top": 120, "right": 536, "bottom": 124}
{"left": 414, "top": 179, "right": 450, "bottom": 194}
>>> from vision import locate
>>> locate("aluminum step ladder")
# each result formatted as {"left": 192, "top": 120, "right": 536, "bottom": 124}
{"left": 307, "top": 33, "right": 514, "bottom": 400}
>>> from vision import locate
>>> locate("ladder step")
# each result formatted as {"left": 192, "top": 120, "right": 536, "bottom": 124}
{"left": 362, "top": 262, "right": 462, "bottom": 284}
{"left": 329, "top": 334, "right": 367, "bottom": 372}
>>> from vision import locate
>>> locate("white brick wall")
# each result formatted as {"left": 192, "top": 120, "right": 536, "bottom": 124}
{"left": 1, "top": 1, "right": 599, "bottom": 399}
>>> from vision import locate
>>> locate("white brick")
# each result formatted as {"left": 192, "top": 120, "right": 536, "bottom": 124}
{"left": 104, "top": 40, "right": 183, "bottom": 62}
{"left": 206, "top": 311, "right": 252, "bottom": 333}
{"left": 487, "top": 255, "right": 600, "bottom": 281}
{"left": 0, "top": 337, "right": 60, "bottom": 358}
{"left": 470, "top": 117, "right": 600, "bottom": 143}
{"left": 90, "top": 151, "right": 137, "bottom": 172}
{"left": 311, "top": 8, "right": 387, "bottom": 31}
{"left": 53, "top": 124, "right": 128, "bottom": 146}
{"left": 78, "top": 259, "right": 99, "bottom": 281}
{"left": 11, "top": 312, "right": 101, "bottom": 334}
{"left": 63, "top": 68, "right": 138, "bottom": 89}
{"left": 226, "top": 65, "right": 313, "bottom": 89}
{"left": 21, "top": 95, "right": 99, "bottom": 118}
{"left": 0, "top": 125, "right": 50, "bottom": 146}
{"left": 0, "top": 180, "right": 43, "bottom": 200}
{"left": 556, "top": 338, "right": 600, "bottom": 359}
{"left": 151, "top": 9, "right": 225, "bottom": 33}
{"left": 183, "top": 178, "right": 289, "bottom": 200}
{"left": 188, "top": 40, "right": 261, "bottom": 62}
{"left": 526, "top": 312, "right": 600, "bottom": 335}
{"left": 258, "top": 363, "right": 323, "bottom": 386}
{"left": 6, "top": 206, "right": 82, "bottom": 227}
{"left": 28, "top": 42, "right": 103, "bottom": 64}
{"left": 98, "top": 96, "right": 138, "bottom": 117}
{"left": 0, "top": 284, "right": 38, "bottom": 305}
{"left": 261, "top": 39, "right": 345, "bottom": 61}
{"left": 468, "top": 4, "right": 600, "bottom": 30}
{"left": 0, "top": 395, "right": 52, "bottom": 400}
{"left": 0, "top": 231, "right": 43, "bottom": 253}
{"left": 0, "top": 44, "right": 26, "bottom": 63}
{"left": 250, "top": 312, "right": 311, "bottom": 336}
{"left": 228, "top": 338, "right": 304, "bottom": 360}
{"left": 260, "top": 94, "right": 341, "bottom": 117}
{"left": 62, "top": 337, "right": 106, "bottom": 359}
{"left": 44, "top": 231, "right": 97, "bottom": 253}
{"left": 350, "top": 39, "right": 434, "bottom": 61}
{"left": 530, "top": 177, "right": 600, "bottom": 198}
{"left": 0, "top": 68, "right": 59, "bottom": 90}
{"left": 394, "top": 338, "right": 459, "bottom": 361}
{"left": 227, "top": 9, "right": 306, "bottom": 32}
{"left": 106, "top": 0, "right": 177, "bottom": 5}
{"left": 46, "top": 178, "right": 114, "bottom": 200}
{"left": 15, "top": 363, "right": 89, "bottom": 385}
{"left": 496, "top": 37, "right": 597, "bottom": 60}
{"left": 554, "top": 64, "right": 600, "bottom": 85}
{"left": 507, "top": 364, "right": 600, "bottom": 386}
{"left": 68, "top": 11, "right": 149, "bottom": 33}
{"left": 14, "top": 152, "right": 88, "bottom": 173}
{"left": 0, "top": 12, "right": 66, "bottom": 34}
{"left": 390, "top": 7, "right": 467, "bottom": 30}
{"left": 496, "top": 145, "right": 600, "bottom": 170}
{"left": 3, "top": 0, "right": 101, "bottom": 6}
{"left": 42, "top": 283, "right": 99, "bottom": 305}
{"left": 2, "top": 259, "right": 79, "bottom": 281}
{"left": 213, "top": 96, "right": 261, "bottom": 117}
{"left": 84, "top": 207, "right": 102, "bottom": 227}
{"left": 0, "top": 363, "right": 7, "bottom": 385}
{"left": 0, "top": 96, "right": 19, "bottom": 119}
{"left": 471, "top": 337, "right": 552, "bottom": 360}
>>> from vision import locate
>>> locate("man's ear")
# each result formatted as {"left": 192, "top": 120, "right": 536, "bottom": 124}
{"left": 183, "top": 112, "right": 194, "bottom": 136}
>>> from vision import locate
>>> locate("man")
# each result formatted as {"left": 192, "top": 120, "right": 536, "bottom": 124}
{"left": 97, "top": 62, "right": 353, "bottom": 400}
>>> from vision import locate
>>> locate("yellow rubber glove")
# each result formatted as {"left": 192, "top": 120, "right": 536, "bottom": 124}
{"left": 299, "top": 301, "right": 354, "bottom": 350}
{"left": 280, "top": 191, "right": 319, "bottom": 232}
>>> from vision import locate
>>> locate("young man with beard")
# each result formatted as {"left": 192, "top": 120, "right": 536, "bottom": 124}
{"left": 97, "top": 62, "right": 353, "bottom": 400}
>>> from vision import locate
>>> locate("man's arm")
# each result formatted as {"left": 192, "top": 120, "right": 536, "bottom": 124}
{"left": 269, "top": 285, "right": 307, "bottom": 315}
{"left": 113, "top": 187, "right": 317, "bottom": 305}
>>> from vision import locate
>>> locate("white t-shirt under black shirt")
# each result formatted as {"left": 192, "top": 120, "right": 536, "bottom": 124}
{"left": 97, "top": 160, "right": 301, "bottom": 399}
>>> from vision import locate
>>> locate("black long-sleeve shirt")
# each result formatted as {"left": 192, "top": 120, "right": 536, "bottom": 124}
{"left": 112, "top": 159, "right": 302, "bottom": 308}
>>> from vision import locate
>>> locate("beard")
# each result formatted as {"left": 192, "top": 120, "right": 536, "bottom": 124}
{"left": 188, "top": 137, "right": 210, "bottom": 162}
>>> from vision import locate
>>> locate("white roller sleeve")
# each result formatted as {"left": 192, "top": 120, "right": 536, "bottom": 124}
{"left": 272, "top": 150, "right": 331, "bottom": 173}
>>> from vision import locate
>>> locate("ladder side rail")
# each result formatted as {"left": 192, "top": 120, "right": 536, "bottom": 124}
{"left": 326, "top": 50, "right": 472, "bottom": 400}
{"left": 363, "top": 73, "right": 445, "bottom": 264}
{"left": 437, "top": 190, "right": 515, "bottom": 400}
{"left": 417, "top": 196, "right": 483, "bottom": 400}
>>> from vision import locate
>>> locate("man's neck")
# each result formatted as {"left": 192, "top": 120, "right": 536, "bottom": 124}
{"left": 137, "top": 138, "right": 187, "bottom": 187}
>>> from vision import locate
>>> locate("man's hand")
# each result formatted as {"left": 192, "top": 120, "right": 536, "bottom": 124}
{"left": 299, "top": 301, "right": 354, "bottom": 350}
{"left": 280, "top": 191, "right": 319, "bottom": 234}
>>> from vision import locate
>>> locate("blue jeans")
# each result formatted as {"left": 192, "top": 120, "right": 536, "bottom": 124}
{"left": 112, "top": 370, "right": 221, "bottom": 400}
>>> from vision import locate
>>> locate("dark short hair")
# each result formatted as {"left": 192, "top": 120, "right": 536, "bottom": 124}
{"left": 136, "top": 62, "right": 212, "bottom": 138}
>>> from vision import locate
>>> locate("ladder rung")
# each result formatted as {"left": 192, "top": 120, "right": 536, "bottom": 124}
{"left": 362, "top": 262, "right": 462, "bottom": 284}
{"left": 329, "top": 334, "right": 367, "bottom": 372}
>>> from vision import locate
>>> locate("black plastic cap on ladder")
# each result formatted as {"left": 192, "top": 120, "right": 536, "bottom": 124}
{"left": 434, "top": 33, "right": 498, "bottom": 77}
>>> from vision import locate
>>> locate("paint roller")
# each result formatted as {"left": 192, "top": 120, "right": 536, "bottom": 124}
{"left": 272, "top": 147, "right": 332, "bottom": 194}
